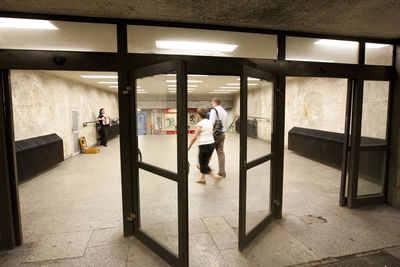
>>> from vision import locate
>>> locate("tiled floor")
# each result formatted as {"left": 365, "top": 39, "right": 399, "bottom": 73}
{"left": 1, "top": 134, "right": 400, "bottom": 266}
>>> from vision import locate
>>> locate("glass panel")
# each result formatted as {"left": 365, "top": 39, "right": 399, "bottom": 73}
{"left": 136, "top": 73, "right": 177, "bottom": 172}
{"left": 0, "top": 18, "right": 116, "bottom": 52}
{"left": 127, "top": 25, "right": 277, "bottom": 59}
{"left": 286, "top": 37, "right": 358, "bottom": 64}
{"left": 357, "top": 150, "right": 386, "bottom": 196}
{"left": 246, "top": 161, "right": 271, "bottom": 234}
{"left": 139, "top": 169, "right": 178, "bottom": 255}
{"left": 247, "top": 77, "right": 273, "bottom": 162}
{"left": 361, "top": 81, "right": 389, "bottom": 145}
{"left": 365, "top": 43, "right": 393, "bottom": 66}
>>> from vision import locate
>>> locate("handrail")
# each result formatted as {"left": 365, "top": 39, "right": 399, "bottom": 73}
{"left": 83, "top": 118, "right": 119, "bottom": 127}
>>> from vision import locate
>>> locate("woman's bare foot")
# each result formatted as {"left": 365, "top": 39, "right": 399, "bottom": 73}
{"left": 195, "top": 179, "right": 206, "bottom": 184}
{"left": 210, "top": 172, "right": 223, "bottom": 183}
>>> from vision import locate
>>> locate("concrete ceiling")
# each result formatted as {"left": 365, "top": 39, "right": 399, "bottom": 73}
{"left": 1, "top": 0, "right": 399, "bottom": 39}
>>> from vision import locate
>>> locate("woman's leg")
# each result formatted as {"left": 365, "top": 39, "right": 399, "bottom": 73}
{"left": 196, "top": 145, "right": 211, "bottom": 183}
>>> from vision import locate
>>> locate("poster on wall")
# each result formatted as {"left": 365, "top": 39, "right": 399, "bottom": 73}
{"left": 188, "top": 109, "right": 198, "bottom": 133}
{"left": 152, "top": 112, "right": 164, "bottom": 135}
{"left": 164, "top": 113, "right": 177, "bottom": 133}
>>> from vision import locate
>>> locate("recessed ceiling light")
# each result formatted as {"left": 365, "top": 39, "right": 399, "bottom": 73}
{"left": 226, "top": 83, "right": 257, "bottom": 86}
{"left": 0, "top": 18, "right": 58, "bottom": 30}
{"left": 366, "top": 43, "right": 390, "bottom": 49}
{"left": 314, "top": 39, "right": 358, "bottom": 48}
{"left": 81, "top": 75, "right": 118, "bottom": 79}
{"left": 156, "top": 41, "right": 238, "bottom": 52}
{"left": 237, "top": 78, "right": 260, "bottom": 81}
{"left": 220, "top": 86, "right": 240, "bottom": 89}
{"left": 98, "top": 81, "right": 118, "bottom": 84}
{"left": 166, "top": 80, "right": 203, "bottom": 83}
{"left": 286, "top": 58, "right": 335, "bottom": 63}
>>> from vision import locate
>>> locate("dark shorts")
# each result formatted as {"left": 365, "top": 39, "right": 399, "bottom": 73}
{"left": 198, "top": 143, "right": 215, "bottom": 174}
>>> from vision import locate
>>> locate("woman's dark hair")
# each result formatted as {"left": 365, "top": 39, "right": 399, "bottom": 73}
{"left": 99, "top": 108, "right": 104, "bottom": 114}
{"left": 197, "top": 108, "right": 208, "bottom": 119}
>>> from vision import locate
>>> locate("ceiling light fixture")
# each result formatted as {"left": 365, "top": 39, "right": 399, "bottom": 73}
{"left": 156, "top": 40, "right": 238, "bottom": 52}
{"left": 166, "top": 80, "right": 203, "bottom": 83}
{"left": 237, "top": 78, "right": 260, "bottom": 81}
{"left": 211, "top": 92, "right": 230, "bottom": 94}
{"left": 0, "top": 18, "right": 58, "bottom": 30}
{"left": 220, "top": 86, "right": 240, "bottom": 89}
{"left": 81, "top": 75, "right": 118, "bottom": 79}
{"left": 286, "top": 58, "right": 335, "bottom": 63}
{"left": 109, "top": 85, "right": 118, "bottom": 88}
{"left": 366, "top": 43, "right": 390, "bottom": 49}
{"left": 214, "top": 89, "right": 238, "bottom": 92}
{"left": 98, "top": 81, "right": 118, "bottom": 84}
{"left": 314, "top": 39, "right": 358, "bottom": 48}
{"left": 137, "top": 92, "right": 148, "bottom": 94}
{"left": 226, "top": 83, "right": 257, "bottom": 86}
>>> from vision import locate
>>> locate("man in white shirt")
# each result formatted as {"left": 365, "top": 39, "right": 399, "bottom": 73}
{"left": 209, "top": 97, "right": 227, "bottom": 177}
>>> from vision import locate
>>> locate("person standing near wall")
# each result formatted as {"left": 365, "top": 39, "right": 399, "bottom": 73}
{"left": 209, "top": 97, "right": 227, "bottom": 177}
{"left": 97, "top": 108, "right": 108, "bottom": 147}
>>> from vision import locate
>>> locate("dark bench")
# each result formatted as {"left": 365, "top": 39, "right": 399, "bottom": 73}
{"left": 96, "top": 120, "right": 120, "bottom": 142}
{"left": 288, "top": 127, "right": 385, "bottom": 181}
{"left": 15, "top": 133, "right": 64, "bottom": 183}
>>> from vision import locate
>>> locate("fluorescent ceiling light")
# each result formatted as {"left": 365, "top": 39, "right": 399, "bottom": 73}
{"left": 226, "top": 83, "right": 257, "bottom": 86}
{"left": 220, "top": 86, "right": 240, "bottom": 89}
{"left": 237, "top": 78, "right": 260, "bottom": 81}
{"left": 137, "top": 89, "right": 146, "bottom": 92}
{"left": 98, "top": 81, "right": 118, "bottom": 84}
{"left": 137, "top": 92, "right": 148, "bottom": 94}
{"left": 211, "top": 92, "right": 230, "bottom": 94}
{"left": 366, "top": 43, "right": 390, "bottom": 49}
{"left": 164, "top": 74, "right": 208, "bottom": 77}
{"left": 167, "top": 84, "right": 198, "bottom": 88}
{"left": 214, "top": 89, "right": 238, "bottom": 92}
{"left": 314, "top": 39, "right": 358, "bottom": 48}
{"left": 167, "top": 85, "right": 176, "bottom": 87}
{"left": 166, "top": 80, "right": 203, "bottom": 83}
{"left": 109, "top": 86, "right": 118, "bottom": 88}
{"left": 286, "top": 58, "right": 334, "bottom": 63}
{"left": 156, "top": 40, "right": 237, "bottom": 52}
{"left": 0, "top": 18, "right": 58, "bottom": 30}
{"left": 81, "top": 75, "right": 118, "bottom": 79}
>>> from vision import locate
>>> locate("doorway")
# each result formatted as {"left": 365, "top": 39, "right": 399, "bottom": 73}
{"left": 71, "top": 108, "right": 80, "bottom": 156}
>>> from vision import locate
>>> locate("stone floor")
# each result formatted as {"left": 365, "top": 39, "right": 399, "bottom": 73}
{"left": 1, "top": 134, "right": 400, "bottom": 266}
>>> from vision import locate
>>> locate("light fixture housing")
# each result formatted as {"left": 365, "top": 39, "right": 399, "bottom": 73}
{"left": 0, "top": 18, "right": 58, "bottom": 30}
{"left": 314, "top": 39, "right": 358, "bottom": 48}
{"left": 156, "top": 40, "right": 237, "bottom": 52}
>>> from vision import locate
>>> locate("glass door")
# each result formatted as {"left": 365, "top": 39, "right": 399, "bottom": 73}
{"left": 346, "top": 79, "right": 391, "bottom": 208}
{"left": 131, "top": 60, "right": 188, "bottom": 266}
{"left": 239, "top": 65, "right": 277, "bottom": 250}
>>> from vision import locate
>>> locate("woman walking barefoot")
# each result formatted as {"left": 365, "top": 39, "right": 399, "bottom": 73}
{"left": 188, "top": 108, "right": 222, "bottom": 184}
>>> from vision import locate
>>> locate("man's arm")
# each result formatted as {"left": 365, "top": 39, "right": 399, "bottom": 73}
{"left": 209, "top": 109, "right": 216, "bottom": 125}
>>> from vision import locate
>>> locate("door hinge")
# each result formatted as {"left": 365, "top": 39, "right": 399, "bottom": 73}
{"left": 273, "top": 199, "right": 281, "bottom": 206}
{"left": 127, "top": 213, "right": 136, "bottom": 222}
{"left": 122, "top": 86, "right": 132, "bottom": 95}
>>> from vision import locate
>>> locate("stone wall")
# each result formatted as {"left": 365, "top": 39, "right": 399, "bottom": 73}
{"left": 11, "top": 70, "right": 119, "bottom": 158}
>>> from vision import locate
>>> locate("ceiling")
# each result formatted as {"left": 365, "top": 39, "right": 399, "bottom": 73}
{"left": 1, "top": 0, "right": 399, "bottom": 39}
{"left": 42, "top": 71, "right": 270, "bottom": 98}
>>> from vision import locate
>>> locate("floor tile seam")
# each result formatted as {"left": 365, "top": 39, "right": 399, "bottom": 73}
{"left": 22, "top": 254, "right": 86, "bottom": 265}
{"left": 200, "top": 217, "right": 234, "bottom": 253}
{"left": 22, "top": 228, "right": 98, "bottom": 239}
{"left": 82, "top": 229, "right": 95, "bottom": 260}
{"left": 277, "top": 222, "right": 322, "bottom": 261}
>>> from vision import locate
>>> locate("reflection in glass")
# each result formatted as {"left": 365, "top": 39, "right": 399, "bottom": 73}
{"left": 365, "top": 43, "right": 393, "bottom": 66}
{"left": 357, "top": 151, "right": 386, "bottom": 196}
{"left": 361, "top": 81, "right": 389, "bottom": 145}
{"left": 286, "top": 37, "right": 358, "bottom": 64}
{"left": 246, "top": 161, "right": 271, "bottom": 234}
{"left": 139, "top": 169, "right": 178, "bottom": 255}
{"left": 128, "top": 25, "right": 277, "bottom": 59}
{"left": 136, "top": 73, "right": 177, "bottom": 172}
{"left": 0, "top": 18, "right": 117, "bottom": 52}
{"left": 247, "top": 78, "right": 273, "bottom": 162}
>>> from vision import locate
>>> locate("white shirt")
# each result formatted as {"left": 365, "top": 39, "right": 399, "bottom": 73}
{"left": 209, "top": 105, "right": 227, "bottom": 132}
{"left": 197, "top": 119, "right": 215, "bottom": 145}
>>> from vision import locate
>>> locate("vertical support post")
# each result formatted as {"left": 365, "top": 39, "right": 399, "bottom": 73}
{"left": 117, "top": 23, "right": 134, "bottom": 236}
{"left": 0, "top": 70, "right": 22, "bottom": 249}
{"left": 273, "top": 34, "right": 286, "bottom": 218}
{"left": 348, "top": 79, "right": 363, "bottom": 208}
{"left": 339, "top": 79, "right": 354, "bottom": 206}
{"left": 238, "top": 70, "right": 248, "bottom": 251}
{"left": 177, "top": 61, "right": 188, "bottom": 266}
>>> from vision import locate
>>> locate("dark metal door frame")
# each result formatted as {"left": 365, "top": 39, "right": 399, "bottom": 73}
{"left": 239, "top": 65, "right": 278, "bottom": 251}
{"left": 130, "top": 60, "right": 188, "bottom": 266}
